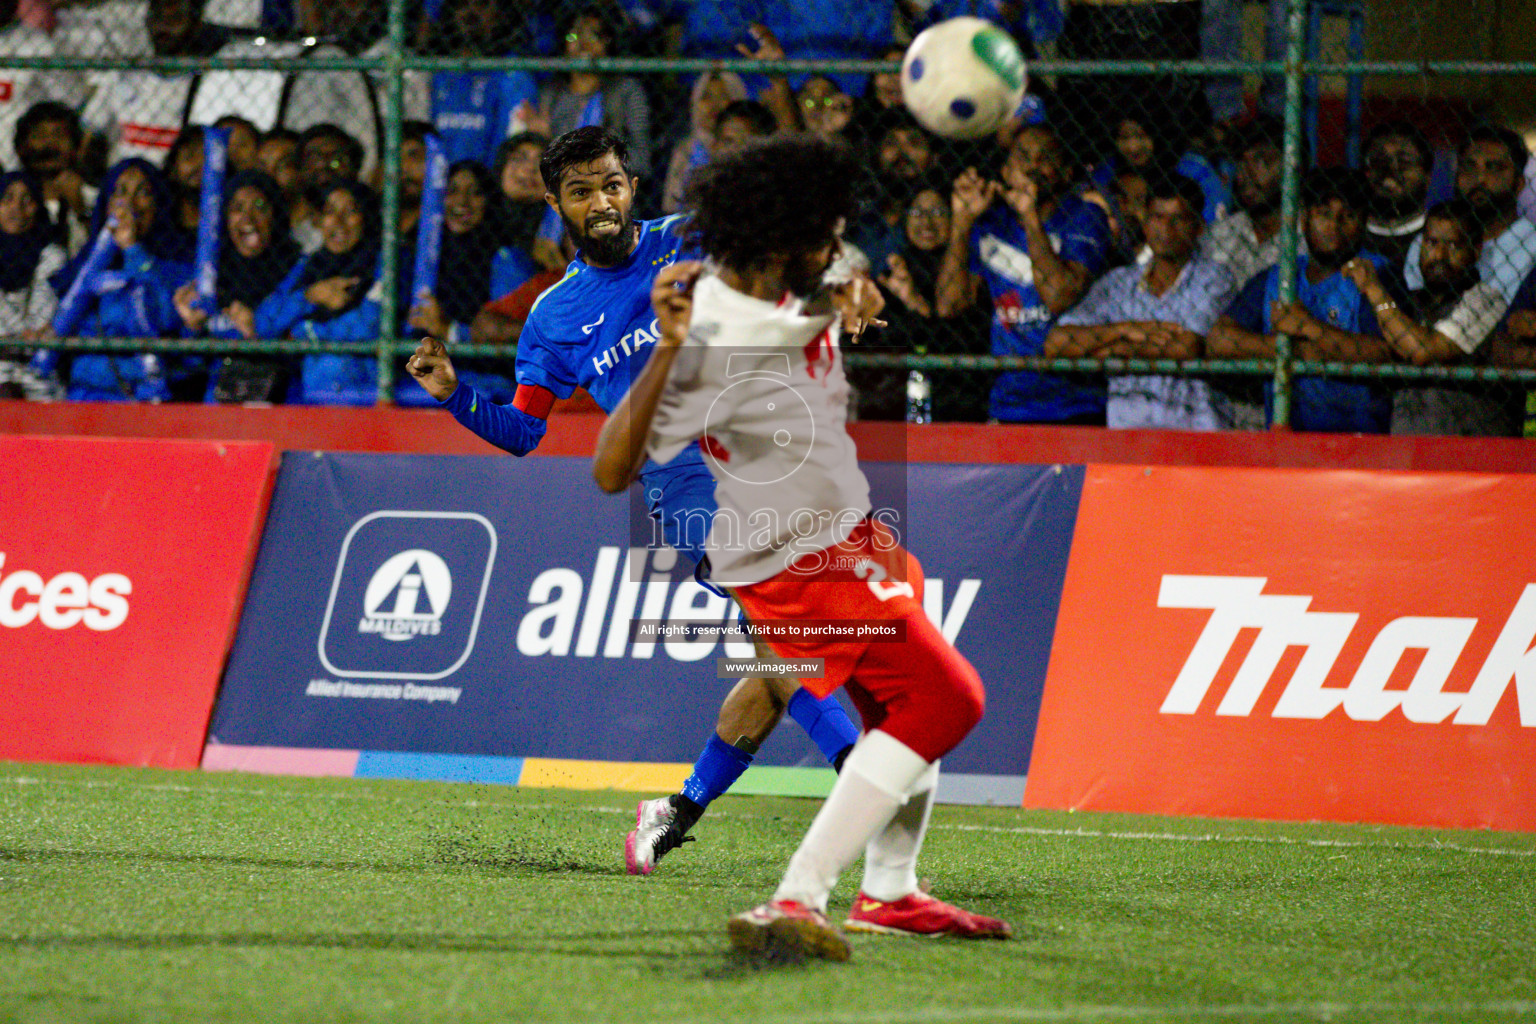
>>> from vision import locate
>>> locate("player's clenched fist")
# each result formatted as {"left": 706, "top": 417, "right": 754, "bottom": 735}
{"left": 652, "top": 260, "right": 704, "bottom": 347}
{"left": 951, "top": 168, "right": 998, "bottom": 226}
{"left": 406, "top": 336, "right": 458, "bottom": 402}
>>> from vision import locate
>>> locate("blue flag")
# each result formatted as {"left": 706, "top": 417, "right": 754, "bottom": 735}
{"left": 411, "top": 134, "right": 448, "bottom": 311}
{"left": 194, "top": 127, "right": 230, "bottom": 315}
{"left": 52, "top": 227, "right": 118, "bottom": 336}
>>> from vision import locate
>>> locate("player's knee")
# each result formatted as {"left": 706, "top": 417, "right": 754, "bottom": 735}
{"left": 939, "top": 658, "right": 986, "bottom": 737}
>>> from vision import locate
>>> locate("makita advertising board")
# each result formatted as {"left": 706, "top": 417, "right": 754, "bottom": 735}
{"left": 1026, "top": 464, "right": 1536, "bottom": 832}
{"left": 0, "top": 436, "right": 274, "bottom": 768}
{"left": 208, "top": 453, "right": 1081, "bottom": 790}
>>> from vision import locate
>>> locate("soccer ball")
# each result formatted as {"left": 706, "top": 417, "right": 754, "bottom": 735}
{"left": 900, "top": 17, "right": 1028, "bottom": 141}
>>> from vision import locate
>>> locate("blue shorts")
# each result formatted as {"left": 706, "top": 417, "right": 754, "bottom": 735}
{"left": 641, "top": 462, "right": 722, "bottom": 595}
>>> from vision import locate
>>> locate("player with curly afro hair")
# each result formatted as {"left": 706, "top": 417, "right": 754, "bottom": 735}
{"left": 683, "top": 133, "right": 861, "bottom": 295}
{"left": 594, "top": 129, "right": 1007, "bottom": 964}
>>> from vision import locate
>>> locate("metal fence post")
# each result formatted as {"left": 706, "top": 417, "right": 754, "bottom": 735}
{"left": 1273, "top": 0, "right": 1308, "bottom": 429}
{"left": 376, "top": 0, "right": 407, "bottom": 405}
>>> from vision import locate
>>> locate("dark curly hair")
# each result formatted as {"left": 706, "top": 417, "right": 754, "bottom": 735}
{"left": 683, "top": 133, "right": 859, "bottom": 273}
{"left": 541, "top": 125, "right": 631, "bottom": 193}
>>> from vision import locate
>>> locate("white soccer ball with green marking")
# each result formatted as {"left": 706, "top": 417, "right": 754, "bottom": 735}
{"left": 900, "top": 17, "right": 1028, "bottom": 141}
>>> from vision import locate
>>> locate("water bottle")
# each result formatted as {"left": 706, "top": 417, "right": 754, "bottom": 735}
{"left": 139, "top": 353, "right": 167, "bottom": 403}
{"left": 27, "top": 348, "right": 58, "bottom": 380}
{"left": 906, "top": 370, "right": 932, "bottom": 425}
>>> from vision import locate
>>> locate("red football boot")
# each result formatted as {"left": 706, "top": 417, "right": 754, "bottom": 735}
{"left": 844, "top": 890, "right": 1012, "bottom": 939}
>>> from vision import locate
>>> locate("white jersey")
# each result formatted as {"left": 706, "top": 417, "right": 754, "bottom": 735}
{"left": 81, "top": 68, "right": 195, "bottom": 161}
{"left": 190, "top": 37, "right": 429, "bottom": 177}
{"left": 648, "top": 273, "right": 871, "bottom": 587}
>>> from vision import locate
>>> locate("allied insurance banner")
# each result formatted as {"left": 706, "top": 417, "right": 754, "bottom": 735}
{"left": 206, "top": 453, "right": 1082, "bottom": 800}
{"left": 1026, "top": 465, "right": 1536, "bottom": 832}
{"left": 0, "top": 436, "right": 274, "bottom": 768}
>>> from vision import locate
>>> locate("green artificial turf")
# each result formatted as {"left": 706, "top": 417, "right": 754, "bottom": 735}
{"left": 1, "top": 762, "right": 1533, "bottom": 1024}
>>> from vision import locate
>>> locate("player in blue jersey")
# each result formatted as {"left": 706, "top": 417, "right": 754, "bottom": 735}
{"left": 405, "top": 126, "right": 864, "bottom": 875}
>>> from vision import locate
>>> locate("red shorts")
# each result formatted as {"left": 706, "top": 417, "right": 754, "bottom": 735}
{"left": 734, "top": 518, "right": 984, "bottom": 762}
{"left": 733, "top": 518, "right": 924, "bottom": 700}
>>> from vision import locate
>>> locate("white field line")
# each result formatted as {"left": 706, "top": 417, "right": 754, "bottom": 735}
{"left": 3, "top": 774, "right": 1535, "bottom": 860}
{"left": 758, "top": 1000, "right": 1536, "bottom": 1023}
{"left": 937, "top": 821, "right": 1536, "bottom": 858}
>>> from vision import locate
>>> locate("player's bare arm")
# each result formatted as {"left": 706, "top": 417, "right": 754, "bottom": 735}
{"left": 1011, "top": 179, "right": 1090, "bottom": 315}
{"left": 592, "top": 260, "right": 704, "bottom": 493}
{"left": 935, "top": 168, "right": 993, "bottom": 317}
{"left": 405, "top": 336, "right": 458, "bottom": 402}
{"left": 825, "top": 274, "right": 888, "bottom": 339}
{"left": 1207, "top": 315, "right": 1276, "bottom": 359}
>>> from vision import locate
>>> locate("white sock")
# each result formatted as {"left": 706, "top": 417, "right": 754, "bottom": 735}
{"left": 773, "top": 731, "right": 932, "bottom": 912}
{"left": 860, "top": 759, "right": 940, "bottom": 902}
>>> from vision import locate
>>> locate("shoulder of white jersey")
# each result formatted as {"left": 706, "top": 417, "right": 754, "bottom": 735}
{"left": 691, "top": 274, "right": 835, "bottom": 343}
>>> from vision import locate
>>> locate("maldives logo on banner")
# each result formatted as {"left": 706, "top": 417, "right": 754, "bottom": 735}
{"left": 0, "top": 436, "right": 274, "bottom": 770}
{"left": 1026, "top": 464, "right": 1536, "bottom": 832}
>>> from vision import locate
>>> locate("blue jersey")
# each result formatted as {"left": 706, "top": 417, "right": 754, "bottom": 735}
{"left": 431, "top": 70, "right": 539, "bottom": 168}
{"left": 968, "top": 194, "right": 1111, "bottom": 422}
{"left": 517, "top": 215, "right": 698, "bottom": 421}
{"left": 442, "top": 214, "right": 715, "bottom": 563}
{"left": 1226, "top": 252, "right": 1393, "bottom": 434}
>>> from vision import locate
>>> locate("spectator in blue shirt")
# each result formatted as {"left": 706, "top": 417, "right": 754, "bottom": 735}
{"left": 937, "top": 122, "right": 1112, "bottom": 424}
{"left": 1047, "top": 173, "right": 1237, "bottom": 429}
{"left": 662, "top": 72, "right": 749, "bottom": 213}
{"left": 848, "top": 109, "right": 941, "bottom": 272}
{"left": 1207, "top": 167, "right": 1399, "bottom": 434}
{"left": 254, "top": 179, "right": 383, "bottom": 405}
{"left": 668, "top": 0, "right": 759, "bottom": 65}
{"left": 172, "top": 170, "right": 302, "bottom": 403}
{"left": 53, "top": 158, "right": 198, "bottom": 402}
{"left": 425, "top": 0, "right": 539, "bottom": 168}
{"left": 763, "top": 0, "right": 894, "bottom": 95}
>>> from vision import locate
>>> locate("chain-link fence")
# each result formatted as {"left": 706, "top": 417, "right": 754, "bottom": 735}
{"left": 0, "top": 0, "right": 1533, "bottom": 434}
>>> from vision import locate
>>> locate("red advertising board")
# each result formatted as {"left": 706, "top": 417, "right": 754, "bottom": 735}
{"left": 0, "top": 436, "right": 274, "bottom": 768}
{"left": 1027, "top": 464, "right": 1536, "bottom": 832}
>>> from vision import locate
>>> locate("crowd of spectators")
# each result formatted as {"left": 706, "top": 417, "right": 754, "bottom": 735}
{"left": 0, "top": 0, "right": 1534, "bottom": 435}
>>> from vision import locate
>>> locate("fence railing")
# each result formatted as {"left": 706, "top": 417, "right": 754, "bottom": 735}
{"left": 3, "top": 0, "right": 1533, "bottom": 432}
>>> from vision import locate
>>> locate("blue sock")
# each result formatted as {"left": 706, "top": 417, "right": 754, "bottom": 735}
{"left": 787, "top": 688, "right": 860, "bottom": 767}
{"left": 680, "top": 733, "right": 753, "bottom": 808}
